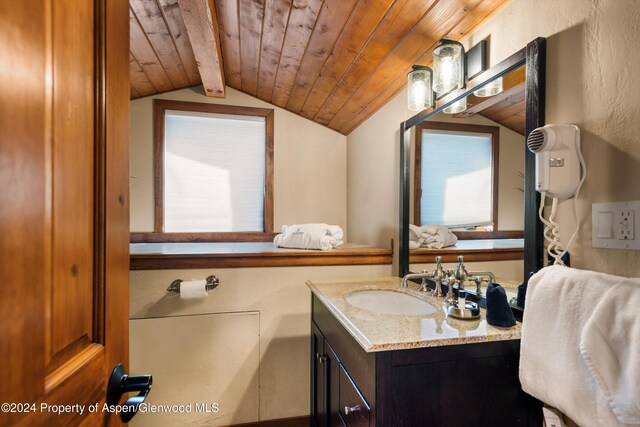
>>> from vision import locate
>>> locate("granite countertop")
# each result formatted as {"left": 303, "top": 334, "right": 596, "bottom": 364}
{"left": 306, "top": 276, "right": 521, "bottom": 353}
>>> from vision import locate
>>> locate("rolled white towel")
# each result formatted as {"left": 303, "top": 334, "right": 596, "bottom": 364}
{"left": 274, "top": 223, "right": 344, "bottom": 251}
{"left": 419, "top": 224, "right": 458, "bottom": 249}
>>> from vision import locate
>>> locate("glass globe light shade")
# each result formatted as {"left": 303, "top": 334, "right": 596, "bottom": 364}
{"left": 473, "top": 77, "right": 503, "bottom": 97}
{"left": 443, "top": 97, "right": 467, "bottom": 114}
{"left": 407, "top": 66, "right": 434, "bottom": 112}
{"left": 433, "top": 41, "right": 464, "bottom": 95}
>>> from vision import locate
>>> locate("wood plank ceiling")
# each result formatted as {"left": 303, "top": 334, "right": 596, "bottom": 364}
{"left": 129, "top": 0, "right": 511, "bottom": 135}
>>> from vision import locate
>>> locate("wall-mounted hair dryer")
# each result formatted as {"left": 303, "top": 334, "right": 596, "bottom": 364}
{"left": 526, "top": 124, "right": 581, "bottom": 200}
{"left": 527, "top": 124, "right": 586, "bottom": 266}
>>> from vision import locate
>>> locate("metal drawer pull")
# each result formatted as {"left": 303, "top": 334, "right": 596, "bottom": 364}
{"left": 344, "top": 405, "right": 361, "bottom": 415}
{"left": 316, "top": 353, "right": 327, "bottom": 364}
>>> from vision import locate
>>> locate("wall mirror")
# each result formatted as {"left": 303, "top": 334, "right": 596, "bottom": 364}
{"left": 399, "top": 38, "right": 546, "bottom": 308}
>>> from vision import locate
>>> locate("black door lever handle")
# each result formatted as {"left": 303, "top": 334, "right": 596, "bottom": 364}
{"left": 107, "top": 364, "right": 153, "bottom": 423}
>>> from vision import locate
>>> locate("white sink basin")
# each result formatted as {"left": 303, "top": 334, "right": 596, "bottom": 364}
{"left": 345, "top": 290, "right": 437, "bottom": 316}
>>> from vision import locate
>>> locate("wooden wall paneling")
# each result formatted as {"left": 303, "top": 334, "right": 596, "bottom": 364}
{"left": 157, "top": 0, "right": 202, "bottom": 86}
{"left": 312, "top": 0, "right": 438, "bottom": 125}
{"left": 298, "top": 0, "right": 394, "bottom": 119}
{"left": 0, "top": 0, "right": 48, "bottom": 416}
{"left": 238, "top": 0, "right": 266, "bottom": 96}
{"left": 130, "top": 0, "right": 191, "bottom": 88}
{"left": 284, "top": 0, "right": 357, "bottom": 113}
{"left": 129, "top": 7, "right": 175, "bottom": 92}
{"left": 130, "top": 52, "right": 158, "bottom": 96}
{"left": 341, "top": 0, "right": 508, "bottom": 134}
{"left": 50, "top": 0, "right": 95, "bottom": 369}
{"left": 256, "top": 0, "right": 292, "bottom": 101}
{"left": 270, "top": 0, "right": 323, "bottom": 107}
{"left": 329, "top": 0, "right": 484, "bottom": 132}
{"left": 178, "top": 0, "right": 226, "bottom": 97}
{"left": 214, "top": 0, "right": 242, "bottom": 88}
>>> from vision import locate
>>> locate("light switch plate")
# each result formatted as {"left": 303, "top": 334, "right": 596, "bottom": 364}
{"left": 592, "top": 200, "right": 640, "bottom": 250}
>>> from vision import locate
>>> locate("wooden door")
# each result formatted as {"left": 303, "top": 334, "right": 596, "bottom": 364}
{"left": 0, "top": 0, "right": 130, "bottom": 425}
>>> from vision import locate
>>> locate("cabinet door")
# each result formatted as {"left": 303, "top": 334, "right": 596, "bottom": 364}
{"left": 311, "top": 322, "right": 327, "bottom": 427}
{"left": 325, "top": 343, "right": 343, "bottom": 427}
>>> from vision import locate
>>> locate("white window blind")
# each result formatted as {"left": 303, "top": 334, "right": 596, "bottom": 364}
{"left": 164, "top": 110, "right": 266, "bottom": 232}
{"left": 420, "top": 129, "right": 493, "bottom": 228}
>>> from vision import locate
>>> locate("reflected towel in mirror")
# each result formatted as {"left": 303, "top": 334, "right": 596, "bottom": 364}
{"left": 409, "top": 224, "right": 458, "bottom": 249}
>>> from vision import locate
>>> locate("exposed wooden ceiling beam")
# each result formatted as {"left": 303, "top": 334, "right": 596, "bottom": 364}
{"left": 177, "top": 0, "right": 226, "bottom": 97}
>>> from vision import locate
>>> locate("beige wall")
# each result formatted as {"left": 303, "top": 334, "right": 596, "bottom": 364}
{"left": 130, "top": 265, "right": 391, "bottom": 424}
{"left": 348, "top": 0, "right": 640, "bottom": 277}
{"left": 130, "top": 86, "right": 348, "bottom": 235}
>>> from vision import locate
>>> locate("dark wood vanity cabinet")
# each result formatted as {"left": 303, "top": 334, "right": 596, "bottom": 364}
{"left": 310, "top": 294, "right": 542, "bottom": 427}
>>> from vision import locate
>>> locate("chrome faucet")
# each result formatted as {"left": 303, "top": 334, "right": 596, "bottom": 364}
{"left": 453, "top": 255, "right": 469, "bottom": 291}
{"left": 467, "top": 271, "right": 496, "bottom": 295}
{"left": 431, "top": 256, "right": 447, "bottom": 297}
{"left": 400, "top": 270, "right": 432, "bottom": 289}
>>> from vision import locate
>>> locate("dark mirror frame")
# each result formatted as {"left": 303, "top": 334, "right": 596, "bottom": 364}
{"left": 399, "top": 37, "right": 546, "bottom": 285}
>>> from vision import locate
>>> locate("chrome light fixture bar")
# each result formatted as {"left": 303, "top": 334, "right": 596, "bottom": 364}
{"left": 407, "top": 65, "right": 434, "bottom": 112}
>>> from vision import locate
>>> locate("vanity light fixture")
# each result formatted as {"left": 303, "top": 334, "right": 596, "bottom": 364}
{"left": 473, "top": 77, "right": 503, "bottom": 97}
{"left": 433, "top": 39, "right": 465, "bottom": 96}
{"left": 407, "top": 65, "right": 434, "bottom": 112}
{"left": 443, "top": 97, "right": 467, "bottom": 114}
{"left": 406, "top": 39, "right": 487, "bottom": 112}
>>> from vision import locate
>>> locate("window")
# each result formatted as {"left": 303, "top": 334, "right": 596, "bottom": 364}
{"left": 414, "top": 121, "right": 499, "bottom": 237}
{"left": 151, "top": 100, "right": 274, "bottom": 242}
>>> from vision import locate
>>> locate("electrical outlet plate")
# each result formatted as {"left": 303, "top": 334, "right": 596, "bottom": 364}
{"left": 592, "top": 200, "right": 640, "bottom": 250}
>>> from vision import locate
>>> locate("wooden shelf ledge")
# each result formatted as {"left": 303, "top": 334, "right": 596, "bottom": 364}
{"left": 410, "top": 239, "right": 524, "bottom": 264}
{"left": 130, "top": 242, "right": 393, "bottom": 270}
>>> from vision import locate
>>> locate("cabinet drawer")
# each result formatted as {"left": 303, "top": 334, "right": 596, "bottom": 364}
{"left": 339, "top": 363, "right": 370, "bottom": 427}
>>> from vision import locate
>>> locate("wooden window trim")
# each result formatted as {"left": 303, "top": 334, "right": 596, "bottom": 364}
{"left": 414, "top": 121, "right": 521, "bottom": 240}
{"left": 138, "top": 99, "right": 275, "bottom": 243}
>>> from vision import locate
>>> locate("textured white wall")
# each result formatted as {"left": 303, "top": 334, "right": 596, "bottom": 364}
{"left": 130, "top": 86, "right": 348, "bottom": 236}
{"left": 348, "top": 0, "right": 640, "bottom": 277}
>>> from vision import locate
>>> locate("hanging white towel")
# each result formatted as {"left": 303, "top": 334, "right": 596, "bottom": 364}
{"left": 520, "top": 265, "right": 640, "bottom": 427}
{"left": 580, "top": 280, "right": 640, "bottom": 425}
{"left": 273, "top": 223, "right": 344, "bottom": 251}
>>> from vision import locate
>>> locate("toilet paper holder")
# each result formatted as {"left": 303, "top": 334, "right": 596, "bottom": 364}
{"left": 167, "top": 275, "right": 220, "bottom": 293}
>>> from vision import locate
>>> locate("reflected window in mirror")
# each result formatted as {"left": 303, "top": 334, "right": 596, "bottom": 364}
{"left": 414, "top": 121, "right": 504, "bottom": 239}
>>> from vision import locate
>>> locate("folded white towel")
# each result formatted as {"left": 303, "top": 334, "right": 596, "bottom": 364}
{"left": 273, "top": 223, "right": 344, "bottom": 251}
{"left": 520, "top": 265, "right": 640, "bottom": 427}
{"left": 409, "top": 224, "right": 458, "bottom": 249}
{"left": 580, "top": 279, "right": 640, "bottom": 425}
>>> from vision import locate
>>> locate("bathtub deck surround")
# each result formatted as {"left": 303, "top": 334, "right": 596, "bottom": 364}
{"left": 309, "top": 277, "right": 539, "bottom": 426}
{"left": 306, "top": 277, "right": 520, "bottom": 352}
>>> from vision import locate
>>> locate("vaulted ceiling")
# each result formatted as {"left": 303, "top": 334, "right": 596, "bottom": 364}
{"left": 129, "top": 0, "right": 510, "bottom": 135}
